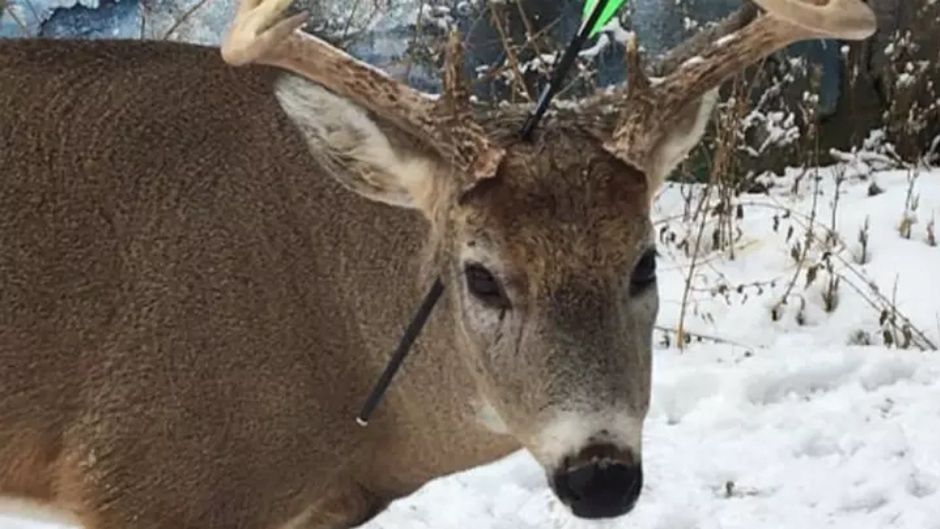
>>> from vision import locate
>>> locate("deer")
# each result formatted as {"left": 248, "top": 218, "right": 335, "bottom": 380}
{"left": 0, "top": 0, "right": 876, "bottom": 528}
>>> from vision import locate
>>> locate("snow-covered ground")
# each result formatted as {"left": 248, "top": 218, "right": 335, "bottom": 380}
{"left": 3, "top": 154, "right": 939, "bottom": 529}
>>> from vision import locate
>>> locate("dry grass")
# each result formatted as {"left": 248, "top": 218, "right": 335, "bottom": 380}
{"left": 928, "top": 215, "right": 937, "bottom": 247}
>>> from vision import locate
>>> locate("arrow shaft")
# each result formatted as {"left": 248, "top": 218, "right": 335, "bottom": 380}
{"left": 519, "top": 0, "right": 614, "bottom": 139}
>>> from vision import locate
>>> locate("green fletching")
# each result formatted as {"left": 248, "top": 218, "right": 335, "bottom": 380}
{"left": 582, "top": 0, "right": 628, "bottom": 38}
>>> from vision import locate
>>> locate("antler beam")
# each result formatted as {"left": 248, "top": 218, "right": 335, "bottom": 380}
{"left": 221, "top": 0, "right": 504, "bottom": 182}
{"left": 602, "top": 0, "right": 877, "bottom": 174}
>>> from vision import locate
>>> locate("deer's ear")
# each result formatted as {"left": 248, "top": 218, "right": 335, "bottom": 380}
{"left": 275, "top": 75, "right": 442, "bottom": 213}
{"left": 645, "top": 89, "right": 719, "bottom": 195}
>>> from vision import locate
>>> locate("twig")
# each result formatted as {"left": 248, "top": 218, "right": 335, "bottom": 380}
{"left": 139, "top": 0, "right": 147, "bottom": 39}
{"left": 773, "top": 166, "right": 820, "bottom": 319}
{"left": 928, "top": 214, "right": 937, "bottom": 247}
{"left": 403, "top": 0, "right": 428, "bottom": 82}
{"left": 713, "top": 76, "right": 749, "bottom": 258}
{"left": 161, "top": 0, "right": 212, "bottom": 40}
{"left": 22, "top": 0, "right": 39, "bottom": 25}
{"left": 676, "top": 181, "right": 714, "bottom": 351}
{"left": 899, "top": 167, "right": 920, "bottom": 239}
{"left": 655, "top": 326, "right": 760, "bottom": 350}
{"left": 339, "top": 0, "right": 364, "bottom": 43}
{"left": 829, "top": 167, "right": 845, "bottom": 244}
{"left": 514, "top": 0, "right": 544, "bottom": 58}
{"left": 3, "top": 0, "right": 30, "bottom": 35}
{"left": 488, "top": 2, "right": 533, "bottom": 102}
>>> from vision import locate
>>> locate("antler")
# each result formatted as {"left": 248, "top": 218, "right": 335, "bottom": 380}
{"left": 599, "top": 0, "right": 877, "bottom": 174}
{"left": 220, "top": 0, "right": 505, "bottom": 184}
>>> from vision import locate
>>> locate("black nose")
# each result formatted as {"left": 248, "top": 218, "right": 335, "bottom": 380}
{"left": 553, "top": 460, "right": 643, "bottom": 519}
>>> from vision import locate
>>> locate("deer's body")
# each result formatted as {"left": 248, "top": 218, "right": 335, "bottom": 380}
{"left": 0, "top": 1, "right": 878, "bottom": 528}
{"left": 0, "top": 38, "right": 514, "bottom": 529}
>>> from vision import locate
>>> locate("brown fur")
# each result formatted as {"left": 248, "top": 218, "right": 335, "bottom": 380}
{"left": 0, "top": 431, "right": 58, "bottom": 501}
{"left": 0, "top": 38, "right": 517, "bottom": 529}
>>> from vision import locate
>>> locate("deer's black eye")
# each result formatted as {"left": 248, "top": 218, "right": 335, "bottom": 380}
{"left": 630, "top": 249, "right": 658, "bottom": 295}
{"left": 465, "top": 264, "right": 509, "bottom": 309}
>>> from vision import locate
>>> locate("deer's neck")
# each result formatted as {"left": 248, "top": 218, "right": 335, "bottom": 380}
{"left": 334, "top": 209, "right": 517, "bottom": 496}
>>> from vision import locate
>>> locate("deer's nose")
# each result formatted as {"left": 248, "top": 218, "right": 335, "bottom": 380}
{"left": 551, "top": 444, "right": 643, "bottom": 519}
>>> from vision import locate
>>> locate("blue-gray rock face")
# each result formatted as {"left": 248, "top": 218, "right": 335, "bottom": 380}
{"left": 1, "top": 0, "right": 236, "bottom": 42}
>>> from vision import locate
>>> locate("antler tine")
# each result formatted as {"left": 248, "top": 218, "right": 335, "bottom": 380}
{"left": 623, "top": 33, "right": 650, "bottom": 97}
{"left": 221, "top": 0, "right": 504, "bottom": 182}
{"left": 604, "top": 0, "right": 877, "bottom": 173}
{"left": 442, "top": 30, "right": 471, "bottom": 115}
{"left": 439, "top": 29, "right": 506, "bottom": 185}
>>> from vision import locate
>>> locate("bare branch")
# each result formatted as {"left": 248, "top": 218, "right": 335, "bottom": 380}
{"left": 162, "top": 0, "right": 212, "bottom": 40}
{"left": 2, "top": 0, "right": 31, "bottom": 36}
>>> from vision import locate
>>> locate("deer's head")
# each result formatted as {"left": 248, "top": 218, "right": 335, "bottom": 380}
{"left": 222, "top": 0, "right": 876, "bottom": 519}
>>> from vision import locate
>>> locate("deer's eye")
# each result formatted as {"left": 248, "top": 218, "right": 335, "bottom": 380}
{"left": 630, "top": 249, "right": 658, "bottom": 295}
{"left": 465, "top": 264, "right": 509, "bottom": 309}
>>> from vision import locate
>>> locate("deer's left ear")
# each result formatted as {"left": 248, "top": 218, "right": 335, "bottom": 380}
{"left": 275, "top": 74, "right": 445, "bottom": 214}
{"left": 645, "top": 89, "right": 719, "bottom": 195}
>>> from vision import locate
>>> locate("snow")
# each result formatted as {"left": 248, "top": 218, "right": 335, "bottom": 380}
{"left": 579, "top": 33, "right": 613, "bottom": 60}
{"left": 2, "top": 158, "right": 940, "bottom": 528}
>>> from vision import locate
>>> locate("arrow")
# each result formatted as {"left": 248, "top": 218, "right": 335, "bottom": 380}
{"left": 583, "top": 0, "right": 628, "bottom": 38}
{"left": 519, "top": 0, "right": 627, "bottom": 139}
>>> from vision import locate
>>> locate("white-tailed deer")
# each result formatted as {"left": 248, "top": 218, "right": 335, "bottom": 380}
{"left": 0, "top": 1, "right": 875, "bottom": 527}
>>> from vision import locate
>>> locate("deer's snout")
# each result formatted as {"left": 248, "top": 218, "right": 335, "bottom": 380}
{"left": 551, "top": 443, "right": 643, "bottom": 519}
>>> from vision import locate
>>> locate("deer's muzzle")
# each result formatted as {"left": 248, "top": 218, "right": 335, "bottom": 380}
{"left": 551, "top": 443, "right": 643, "bottom": 519}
